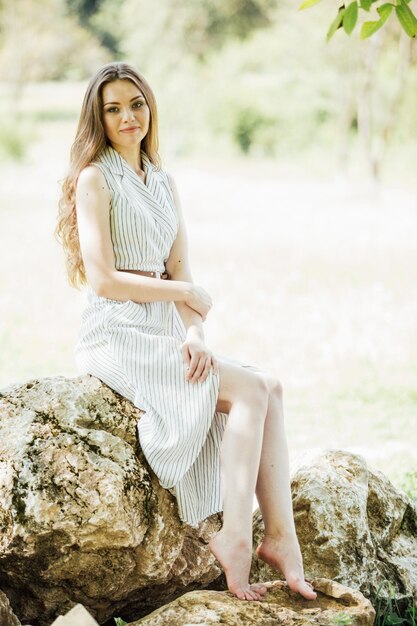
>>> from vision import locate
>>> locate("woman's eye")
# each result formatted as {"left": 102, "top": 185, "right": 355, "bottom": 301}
{"left": 106, "top": 102, "right": 143, "bottom": 113}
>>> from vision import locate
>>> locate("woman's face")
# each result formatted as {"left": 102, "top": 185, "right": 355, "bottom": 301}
{"left": 101, "top": 79, "right": 150, "bottom": 150}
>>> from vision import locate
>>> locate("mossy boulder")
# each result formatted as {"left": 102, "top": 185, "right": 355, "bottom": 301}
{"left": 0, "top": 375, "right": 222, "bottom": 626}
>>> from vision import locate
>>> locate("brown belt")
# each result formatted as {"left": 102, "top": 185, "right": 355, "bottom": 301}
{"left": 119, "top": 268, "right": 171, "bottom": 280}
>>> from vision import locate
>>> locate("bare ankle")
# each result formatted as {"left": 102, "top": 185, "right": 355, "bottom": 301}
{"left": 219, "top": 524, "right": 252, "bottom": 544}
{"left": 262, "top": 527, "right": 298, "bottom": 542}
{"left": 215, "top": 534, "right": 252, "bottom": 552}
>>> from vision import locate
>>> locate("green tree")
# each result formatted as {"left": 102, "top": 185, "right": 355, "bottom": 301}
{"left": 0, "top": 0, "right": 107, "bottom": 81}
{"left": 93, "top": 0, "right": 277, "bottom": 68}
{"left": 65, "top": 0, "right": 122, "bottom": 54}
{"left": 0, "top": 0, "right": 108, "bottom": 160}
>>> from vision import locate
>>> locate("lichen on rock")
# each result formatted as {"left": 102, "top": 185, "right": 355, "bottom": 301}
{"left": 0, "top": 375, "right": 222, "bottom": 626}
{"left": 1, "top": 377, "right": 415, "bottom": 625}
{"left": 127, "top": 578, "right": 376, "bottom": 625}
{"left": 251, "top": 449, "right": 417, "bottom": 611}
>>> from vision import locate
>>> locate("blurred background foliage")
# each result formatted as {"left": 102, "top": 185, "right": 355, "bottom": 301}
{"left": 0, "top": 0, "right": 416, "bottom": 181}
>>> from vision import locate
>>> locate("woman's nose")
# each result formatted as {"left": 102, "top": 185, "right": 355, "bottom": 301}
{"left": 122, "top": 107, "right": 136, "bottom": 121}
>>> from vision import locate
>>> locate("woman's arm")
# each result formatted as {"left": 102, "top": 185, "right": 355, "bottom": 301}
{"left": 164, "top": 171, "right": 207, "bottom": 341}
{"left": 165, "top": 171, "right": 217, "bottom": 383}
{"left": 76, "top": 165, "right": 192, "bottom": 303}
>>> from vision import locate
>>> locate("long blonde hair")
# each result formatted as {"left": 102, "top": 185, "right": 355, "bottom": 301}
{"left": 55, "top": 61, "right": 162, "bottom": 289}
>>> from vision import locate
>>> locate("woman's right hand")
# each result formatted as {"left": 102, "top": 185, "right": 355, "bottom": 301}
{"left": 184, "top": 284, "right": 212, "bottom": 320}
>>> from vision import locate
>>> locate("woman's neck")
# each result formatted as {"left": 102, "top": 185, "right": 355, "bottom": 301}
{"left": 112, "top": 142, "right": 143, "bottom": 175}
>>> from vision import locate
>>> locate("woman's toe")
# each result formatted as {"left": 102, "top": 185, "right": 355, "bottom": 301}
{"left": 236, "top": 590, "right": 246, "bottom": 600}
{"left": 248, "top": 588, "right": 261, "bottom": 601}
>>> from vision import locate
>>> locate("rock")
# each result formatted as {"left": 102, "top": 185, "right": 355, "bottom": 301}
{"left": 50, "top": 603, "right": 99, "bottom": 626}
{"left": 0, "top": 375, "right": 222, "bottom": 626}
{"left": 127, "top": 578, "right": 375, "bottom": 625}
{"left": 251, "top": 449, "right": 417, "bottom": 609}
{"left": 0, "top": 589, "right": 21, "bottom": 626}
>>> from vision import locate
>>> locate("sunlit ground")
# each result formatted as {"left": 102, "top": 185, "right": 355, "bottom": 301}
{"left": 1, "top": 82, "right": 416, "bottom": 501}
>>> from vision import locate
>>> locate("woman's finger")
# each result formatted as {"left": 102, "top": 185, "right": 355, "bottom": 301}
{"left": 189, "top": 356, "right": 206, "bottom": 383}
{"left": 198, "top": 357, "right": 212, "bottom": 382}
{"left": 211, "top": 354, "right": 218, "bottom": 375}
{"left": 186, "top": 352, "right": 201, "bottom": 379}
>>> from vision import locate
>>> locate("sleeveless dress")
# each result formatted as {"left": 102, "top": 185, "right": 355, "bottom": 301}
{"left": 74, "top": 143, "right": 230, "bottom": 527}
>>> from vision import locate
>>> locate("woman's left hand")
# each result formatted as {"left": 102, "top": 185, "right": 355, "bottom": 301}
{"left": 181, "top": 336, "right": 218, "bottom": 383}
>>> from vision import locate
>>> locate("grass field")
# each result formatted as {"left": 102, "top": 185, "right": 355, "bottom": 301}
{"left": 0, "top": 81, "right": 416, "bottom": 501}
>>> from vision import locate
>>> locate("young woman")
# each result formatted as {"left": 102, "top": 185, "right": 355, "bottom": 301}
{"left": 56, "top": 61, "right": 317, "bottom": 603}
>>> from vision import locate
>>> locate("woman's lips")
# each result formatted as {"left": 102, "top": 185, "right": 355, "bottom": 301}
{"left": 120, "top": 127, "right": 139, "bottom": 133}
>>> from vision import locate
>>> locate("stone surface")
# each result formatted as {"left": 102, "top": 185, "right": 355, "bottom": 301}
{"left": 0, "top": 589, "right": 21, "bottom": 626}
{"left": 128, "top": 578, "right": 375, "bottom": 625}
{"left": 50, "top": 603, "right": 99, "bottom": 626}
{"left": 0, "top": 375, "right": 222, "bottom": 626}
{"left": 251, "top": 449, "right": 417, "bottom": 608}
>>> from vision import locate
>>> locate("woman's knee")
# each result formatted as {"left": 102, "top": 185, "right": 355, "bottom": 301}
{"left": 215, "top": 360, "right": 269, "bottom": 413}
{"left": 260, "top": 372, "right": 283, "bottom": 399}
{"left": 245, "top": 373, "right": 270, "bottom": 412}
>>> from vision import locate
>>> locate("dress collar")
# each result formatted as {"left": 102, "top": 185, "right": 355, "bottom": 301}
{"left": 98, "top": 143, "right": 152, "bottom": 184}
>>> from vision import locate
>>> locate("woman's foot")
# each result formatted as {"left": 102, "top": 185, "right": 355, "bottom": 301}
{"left": 209, "top": 530, "right": 268, "bottom": 601}
{"left": 256, "top": 533, "right": 317, "bottom": 600}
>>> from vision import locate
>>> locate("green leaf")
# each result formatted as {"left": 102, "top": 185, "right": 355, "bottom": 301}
{"left": 377, "top": 3, "right": 394, "bottom": 16}
{"left": 360, "top": 20, "right": 386, "bottom": 37}
{"left": 326, "top": 6, "right": 346, "bottom": 41}
{"left": 360, "top": 3, "right": 393, "bottom": 38}
{"left": 395, "top": 0, "right": 417, "bottom": 36}
{"left": 343, "top": 1, "right": 358, "bottom": 33}
{"left": 385, "top": 615, "right": 406, "bottom": 626}
{"left": 360, "top": 0, "right": 373, "bottom": 11}
{"left": 298, "top": 0, "right": 323, "bottom": 9}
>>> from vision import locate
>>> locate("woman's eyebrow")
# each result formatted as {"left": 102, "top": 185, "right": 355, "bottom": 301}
{"left": 103, "top": 95, "right": 144, "bottom": 106}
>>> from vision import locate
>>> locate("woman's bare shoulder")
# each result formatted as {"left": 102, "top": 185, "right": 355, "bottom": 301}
{"left": 76, "top": 165, "right": 111, "bottom": 216}
{"left": 77, "top": 164, "right": 108, "bottom": 190}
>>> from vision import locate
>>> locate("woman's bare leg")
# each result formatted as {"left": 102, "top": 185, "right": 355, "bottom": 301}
{"left": 209, "top": 359, "right": 270, "bottom": 601}
{"left": 208, "top": 359, "right": 316, "bottom": 601}
{"left": 254, "top": 374, "right": 317, "bottom": 600}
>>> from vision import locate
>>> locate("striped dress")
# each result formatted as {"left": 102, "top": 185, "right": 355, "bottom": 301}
{"left": 74, "top": 143, "right": 229, "bottom": 527}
